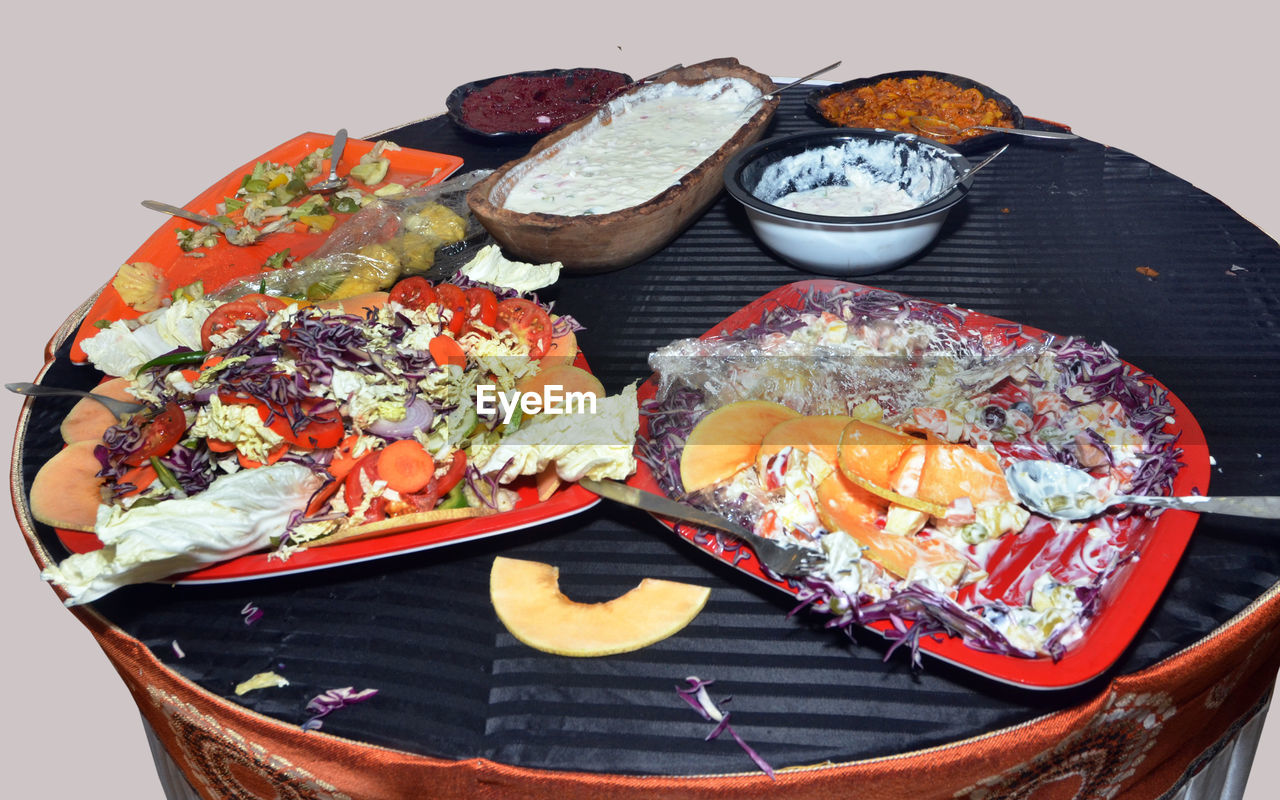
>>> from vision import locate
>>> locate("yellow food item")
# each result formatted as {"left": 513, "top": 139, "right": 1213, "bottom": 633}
{"left": 406, "top": 202, "right": 467, "bottom": 244}
{"left": 111, "top": 262, "right": 166, "bottom": 312}
{"left": 490, "top": 556, "right": 710, "bottom": 657}
{"left": 327, "top": 243, "right": 402, "bottom": 299}
{"left": 680, "top": 400, "right": 800, "bottom": 493}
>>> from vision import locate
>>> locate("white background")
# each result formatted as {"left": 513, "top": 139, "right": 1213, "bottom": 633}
{"left": 3, "top": 2, "right": 1278, "bottom": 796}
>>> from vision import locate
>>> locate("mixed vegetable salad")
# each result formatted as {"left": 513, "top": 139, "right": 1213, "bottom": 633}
{"left": 641, "top": 284, "right": 1183, "bottom": 661}
{"left": 42, "top": 247, "right": 640, "bottom": 605}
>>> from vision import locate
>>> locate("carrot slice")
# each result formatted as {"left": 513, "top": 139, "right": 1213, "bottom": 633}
{"left": 119, "top": 464, "right": 158, "bottom": 498}
{"left": 206, "top": 438, "right": 237, "bottom": 453}
{"left": 428, "top": 335, "right": 466, "bottom": 369}
{"left": 237, "top": 442, "right": 288, "bottom": 470}
{"left": 377, "top": 439, "right": 436, "bottom": 494}
{"left": 326, "top": 434, "right": 365, "bottom": 481}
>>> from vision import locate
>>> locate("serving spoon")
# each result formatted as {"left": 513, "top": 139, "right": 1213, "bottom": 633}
{"left": 1004, "top": 459, "right": 1280, "bottom": 520}
{"left": 309, "top": 128, "right": 349, "bottom": 193}
{"left": 910, "top": 115, "right": 1079, "bottom": 141}
{"left": 6, "top": 382, "right": 146, "bottom": 418}
{"left": 916, "top": 143, "right": 1009, "bottom": 205}
{"left": 763, "top": 61, "right": 842, "bottom": 100}
{"left": 744, "top": 61, "right": 842, "bottom": 112}
{"left": 141, "top": 200, "right": 261, "bottom": 247}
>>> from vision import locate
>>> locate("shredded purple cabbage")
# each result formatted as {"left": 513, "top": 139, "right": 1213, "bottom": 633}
{"left": 639, "top": 285, "right": 1186, "bottom": 667}
{"left": 675, "top": 677, "right": 774, "bottom": 779}
{"left": 302, "top": 686, "right": 378, "bottom": 731}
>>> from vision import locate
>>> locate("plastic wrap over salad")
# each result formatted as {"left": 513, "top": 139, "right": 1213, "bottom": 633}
{"left": 640, "top": 283, "right": 1183, "bottom": 661}
{"left": 39, "top": 247, "right": 637, "bottom": 605}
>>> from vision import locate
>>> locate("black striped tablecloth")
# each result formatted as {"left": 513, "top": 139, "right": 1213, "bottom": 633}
{"left": 18, "top": 90, "right": 1280, "bottom": 776}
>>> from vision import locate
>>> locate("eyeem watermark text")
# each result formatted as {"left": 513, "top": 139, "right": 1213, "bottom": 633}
{"left": 475, "top": 385, "right": 598, "bottom": 425}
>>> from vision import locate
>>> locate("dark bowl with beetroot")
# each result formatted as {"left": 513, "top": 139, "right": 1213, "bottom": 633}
{"left": 446, "top": 68, "right": 633, "bottom": 144}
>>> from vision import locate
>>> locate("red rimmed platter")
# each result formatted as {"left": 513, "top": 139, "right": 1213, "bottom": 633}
{"left": 68, "top": 132, "right": 464, "bottom": 363}
{"left": 40, "top": 353, "right": 602, "bottom": 584}
{"left": 629, "top": 279, "right": 1209, "bottom": 689}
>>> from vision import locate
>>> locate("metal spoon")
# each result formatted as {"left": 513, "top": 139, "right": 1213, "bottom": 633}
{"left": 910, "top": 115, "right": 1079, "bottom": 141}
{"left": 6, "top": 382, "right": 146, "bottom": 418}
{"left": 763, "top": 61, "right": 842, "bottom": 99}
{"left": 310, "top": 128, "right": 349, "bottom": 193}
{"left": 917, "top": 144, "right": 1009, "bottom": 205}
{"left": 1004, "top": 459, "right": 1280, "bottom": 520}
{"left": 141, "top": 200, "right": 261, "bottom": 247}
{"left": 746, "top": 61, "right": 842, "bottom": 111}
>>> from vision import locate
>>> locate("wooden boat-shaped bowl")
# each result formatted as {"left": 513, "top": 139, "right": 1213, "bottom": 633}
{"left": 466, "top": 58, "right": 780, "bottom": 273}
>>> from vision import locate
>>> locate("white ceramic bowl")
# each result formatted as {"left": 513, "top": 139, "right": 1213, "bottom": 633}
{"left": 723, "top": 128, "right": 972, "bottom": 275}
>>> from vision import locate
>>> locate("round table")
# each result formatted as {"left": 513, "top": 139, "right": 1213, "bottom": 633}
{"left": 13, "top": 91, "right": 1280, "bottom": 799}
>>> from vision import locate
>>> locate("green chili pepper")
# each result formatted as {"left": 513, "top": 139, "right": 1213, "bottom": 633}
{"left": 133, "top": 349, "right": 208, "bottom": 376}
{"left": 150, "top": 456, "right": 182, "bottom": 492}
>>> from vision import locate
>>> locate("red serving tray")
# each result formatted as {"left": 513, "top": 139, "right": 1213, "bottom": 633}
{"left": 49, "top": 351, "right": 601, "bottom": 583}
{"left": 628, "top": 279, "right": 1210, "bottom": 689}
{"left": 68, "top": 132, "right": 464, "bottom": 362}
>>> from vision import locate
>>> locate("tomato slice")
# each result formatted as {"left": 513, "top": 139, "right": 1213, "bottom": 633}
{"left": 434, "top": 283, "right": 468, "bottom": 336}
{"left": 389, "top": 276, "right": 438, "bottom": 311}
{"left": 237, "top": 293, "right": 289, "bottom": 315}
{"left": 435, "top": 450, "right": 467, "bottom": 496}
{"left": 201, "top": 299, "right": 269, "bottom": 350}
{"left": 123, "top": 402, "right": 187, "bottom": 466}
{"left": 495, "top": 298, "right": 554, "bottom": 358}
{"left": 343, "top": 451, "right": 387, "bottom": 523}
{"left": 462, "top": 287, "right": 499, "bottom": 337}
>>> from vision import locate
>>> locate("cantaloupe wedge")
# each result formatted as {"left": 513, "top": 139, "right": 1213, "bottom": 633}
{"left": 490, "top": 556, "right": 710, "bottom": 657}
{"left": 754, "top": 414, "right": 853, "bottom": 476}
{"left": 318, "top": 291, "right": 389, "bottom": 316}
{"left": 836, "top": 419, "right": 920, "bottom": 486}
{"left": 814, "top": 473, "right": 969, "bottom": 585}
{"left": 680, "top": 400, "right": 800, "bottom": 493}
{"left": 59, "top": 377, "right": 137, "bottom": 444}
{"left": 542, "top": 326, "right": 579, "bottom": 367}
{"left": 30, "top": 441, "right": 105, "bottom": 532}
{"left": 899, "top": 443, "right": 1014, "bottom": 506}
{"left": 836, "top": 421, "right": 946, "bottom": 517}
{"left": 515, "top": 363, "right": 604, "bottom": 414}
{"left": 302, "top": 506, "right": 491, "bottom": 548}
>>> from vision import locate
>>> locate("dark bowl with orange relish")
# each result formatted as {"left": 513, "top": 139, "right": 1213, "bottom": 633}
{"left": 806, "top": 70, "right": 1023, "bottom": 153}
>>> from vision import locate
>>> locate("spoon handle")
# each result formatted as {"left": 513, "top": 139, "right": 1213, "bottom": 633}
{"left": 328, "top": 128, "right": 347, "bottom": 181}
{"left": 1125, "top": 494, "right": 1280, "bottom": 519}
{"left": 990, "top": 126, "right": 1079, "bottom": 141}
{"left": 141, "top": 200, "right": 215, "bottom": 226}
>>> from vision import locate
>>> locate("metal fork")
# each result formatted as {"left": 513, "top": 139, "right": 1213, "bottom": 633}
{"left": 6, "top": 382, "right": 146, "bottom": 418}
{"left": 579, "top": 478, "right": 825, "bottom": 577}
{"left": 141, "top": 200, "right": 262, "bottom": 246}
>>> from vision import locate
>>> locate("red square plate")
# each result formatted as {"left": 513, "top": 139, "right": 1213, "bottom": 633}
{"left": 68, "top": 132, "right": 464, "bottom": 363}
{"left": 629, "top": 279, "right": 1209, "bottom": 689}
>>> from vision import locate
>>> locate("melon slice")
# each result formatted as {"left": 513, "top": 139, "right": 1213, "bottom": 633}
{"left": 814, "top": 473, "right": 968, "bottom": 584}
{"left": 542, "top": 326, "right": 580, "bottom": 367}
{"left": 490, "top": 556, "right": 710, "bottom": 657}
{"left": 302, "top": 506, "right": 492, "bottom": 548}
{"left": 515, "top": 363, "right": 605, "bottom": 414}
{"left": 680, "top": 400, "right": 800, "bottom": 493}
{"left": 836, "top": 421, "right": 945, "bottom": 517}
{"left": 317, "top": 291, "right": 389, "bottom": 316}
{"left": 29, "top": 441, "right": 106, "bottom": 532}
{"left": 755, "top": 414, "right": 854, "bottom": 475}
{"left": 836, "top": 419, "right": 920, "bottom": 486}
{"left": 902, "top": 443, "right": 1014, "bottom": 506}
{"left": 59, "top": 377, "right": 137, "bottom": 444}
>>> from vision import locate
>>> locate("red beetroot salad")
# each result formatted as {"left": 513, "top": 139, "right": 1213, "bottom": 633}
{"left": 459, "top": 69, "right": 630, "bottom": 135}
